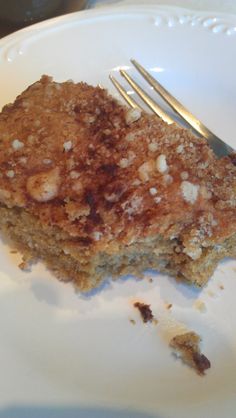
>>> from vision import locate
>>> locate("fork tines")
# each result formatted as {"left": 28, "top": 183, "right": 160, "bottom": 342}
{"left": 110, "top": 60, "right": 234, "bottom": 158}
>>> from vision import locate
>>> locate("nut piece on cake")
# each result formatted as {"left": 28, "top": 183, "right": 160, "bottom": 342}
{"left": 170, "top": 331, "right": 211, "bottom": 375}
{"left": 0, "top": 75, "right": 236, "bottom": 291}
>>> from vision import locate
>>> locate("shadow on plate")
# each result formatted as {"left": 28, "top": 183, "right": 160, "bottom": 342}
{"left": 0, "top": 405, "right": 158, "bottom": 418}
{"left": 79, "top": 268, "right": 202, "bottom": 303}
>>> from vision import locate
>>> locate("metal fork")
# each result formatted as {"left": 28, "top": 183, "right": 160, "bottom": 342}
{"left": 110, "top": 59, "right": 234, "bottom": 159}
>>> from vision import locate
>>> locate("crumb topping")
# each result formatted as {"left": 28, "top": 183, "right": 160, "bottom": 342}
{"left": 180, "top": 171, "right": 189, "bottom": 180}
{"left": 0, "top": 75, "right": 235, "bottom": 255}
{"left": 12, "top": 139, "right": 24, "bottom": 150}
{"left": 63, "top": 140, "right": 73, "bottom": 152}
{"left": 125, "top": 107, "right": 141, "bottom": 125}
{"left": 181, "top": 181, "right": 199, "bottom": 204}
{"left": 148, "top": 142, "right": 158, "bottom": 152}
{"left": 26, "top": 167, "right": 61, "bottom": 202}
{"left": 138, "top": 161, "right": 153, "bottom": 182}
{"left": 149, "top": 187, "right": 158, "bottom": 196}
{"left": 6, "top": 170, "right": 15, "bottom": 178}
{"left": 156, "top": 154, "right": 168, "bottom": 173}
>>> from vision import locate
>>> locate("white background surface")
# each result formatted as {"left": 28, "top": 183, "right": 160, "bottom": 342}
{"left": 0, "top": 4, "right": 236, "bottom": 418}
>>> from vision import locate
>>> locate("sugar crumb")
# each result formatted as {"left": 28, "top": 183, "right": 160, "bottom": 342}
{"left": 149, "top": 187, "right": 157, "bottom": 196}
{"left": 180, "top": 171, "right": 189, "bottom": 180}
{"left": 156, "top": 154, "right": 168, "bottom": 173}
{"left": 12, "top": 139, "right": 24, "bottom": 150}
{"left": 6, "top": 170, "right": 15, "bottom": 178}
{"left": 176, "top": 144, "right": 184, "bottom": 154}
{"left": 18, "top": 157, "right": 27, "bottom": 165}
{"left": 119, "top": 158, "right": 130, "bottom": 168}
{"left": 70, "top": 170, "right": 80, "bottom": 179}
{"left": 138, "top": 161, "right": 152, "bottom": 182}
{"left": 63, "top": 140, "right": 73, "bottom": 152}
{"left": 125, "top": 132, "right": 135, "bottom": 142}
{"left": 132, "top": 179, "right": 141, "bottom": 186}
{"left": 148, "top": 142, "right": 158, "bottom": 152}
{"left": 92, "top": 231, "right": 103, "bottom": 241}
{"left": 154, "top": 196, "right": 162, "bottom": 204}
{"left": 43, "top": 158, "right": 52, "bottom": 165}
{"left": 163, "top": 174, "right": 173, "bottom": 185}
{"left": 181, "top": 181, "right": 199, "bottom": 204}
{"left": 125, "top": 108, "right": 141, "bottom": 125}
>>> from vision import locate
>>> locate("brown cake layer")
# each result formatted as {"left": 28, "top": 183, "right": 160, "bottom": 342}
{"left": 0, "top": 75, "right": 235, "bottom": 290}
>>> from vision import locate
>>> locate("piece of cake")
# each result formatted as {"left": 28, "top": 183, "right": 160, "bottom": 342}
{"left": 170, "top": 331, "right": 211, "bottom": 375}
{"left": 0, "top": 75, "right": 235, "bottom": 291}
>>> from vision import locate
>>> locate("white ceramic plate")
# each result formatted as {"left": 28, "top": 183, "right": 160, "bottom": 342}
{"left": 0, "top": 5, "right": 236, "bottom": 418}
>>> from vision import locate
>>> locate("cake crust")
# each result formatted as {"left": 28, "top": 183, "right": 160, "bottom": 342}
{"left": 0, "top": 76, "right": 236, "bottom": 290}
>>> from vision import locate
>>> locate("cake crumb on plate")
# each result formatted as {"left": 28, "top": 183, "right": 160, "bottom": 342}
{"left": 170, "top": 331, "right": 211, "bottom": 375}
{"left": 134, "top": 301, "right": 154, "bottom": 323}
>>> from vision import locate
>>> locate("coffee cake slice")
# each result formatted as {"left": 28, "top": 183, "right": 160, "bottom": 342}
{"left": 0, "top": 76, "right": 235, "bottom": 291}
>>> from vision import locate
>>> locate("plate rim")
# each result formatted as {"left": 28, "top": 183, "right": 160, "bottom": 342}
{"left": 1, "top": 3, "right": 236, "bottom": 49}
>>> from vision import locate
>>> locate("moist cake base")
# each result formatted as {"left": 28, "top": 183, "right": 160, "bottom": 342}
{"left": 0, "top": 204, "right": 235, "bottom": 291}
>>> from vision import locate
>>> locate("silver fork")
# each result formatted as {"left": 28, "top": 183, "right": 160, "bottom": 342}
{"left": 110, "top": 59, "right": 234, "bottom": 159}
